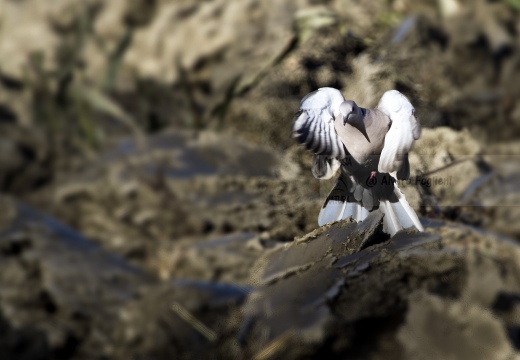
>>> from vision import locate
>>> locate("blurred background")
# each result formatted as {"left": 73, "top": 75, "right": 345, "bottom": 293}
{"left": 1, "top": 0, "right": 520, "bottom": 358}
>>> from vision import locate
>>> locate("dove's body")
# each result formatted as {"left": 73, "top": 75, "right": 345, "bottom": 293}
{"left": 292, "top": 87, "right": 423, "bottom": 236}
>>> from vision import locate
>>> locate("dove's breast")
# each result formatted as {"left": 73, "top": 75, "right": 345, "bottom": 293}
{"left": 334, "top": 108, "right": 390, "bottom": 169}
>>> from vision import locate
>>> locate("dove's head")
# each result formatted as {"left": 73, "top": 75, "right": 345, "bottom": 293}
{"left": 339, "top": 100, "right": 363, "bottom": 126}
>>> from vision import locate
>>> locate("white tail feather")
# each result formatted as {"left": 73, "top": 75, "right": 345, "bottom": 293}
{"left": 357, "top": 206, "right": 369, "bottom": 222}
{"left": 318, "top": 201, "right": 344, "bottom": 226}
{"left": 379, "top": 187, "right": 424, "bottom": 236}
{"left": 379, "top": 200, "right": 401, "bottom": 236}
{"left": 319, "top": 200, "right": 369, "bottom": 226}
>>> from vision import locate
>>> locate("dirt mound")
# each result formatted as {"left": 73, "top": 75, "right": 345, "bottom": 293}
{"left": 27, "top": 130, "right": 318, "bottom": 279}
{"left": 3, "top": 1, "right": 520, "bottom": 142}
{"left": 0, "top": 196, "right": 249, "bottom": 359}
{"left": 3, "top": 194, "right": 520, "bottom": 359}
{"left": 1, "top": 0, "right": 520, "bottom": 358}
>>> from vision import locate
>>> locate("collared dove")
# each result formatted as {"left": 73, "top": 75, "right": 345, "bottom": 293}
{"left": 292, "top": 87, "right": 423, "bottom": 236}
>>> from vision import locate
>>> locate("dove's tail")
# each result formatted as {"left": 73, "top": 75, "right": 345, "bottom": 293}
{"left": 379, "top": 186, "right": 424, "bottom": 236}
{"left": 318, "top": 172, "right": 423, "bottom": 236}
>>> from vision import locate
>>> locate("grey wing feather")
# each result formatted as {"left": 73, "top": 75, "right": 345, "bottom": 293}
{"left": 292, "top": 87, "right": 347, "bottom": 158}
{"left": 312, "top": 155, "right": 340, "bottom": 179}
{"left": 396, "top": 154, "right": 410, "bottom": 180}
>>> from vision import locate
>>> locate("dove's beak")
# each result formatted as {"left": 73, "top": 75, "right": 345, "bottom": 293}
{"left": 344, "top": 113, "right": 356, "bottom": 126}
{"left": 346, "top": 116, "right": 370, "bottom": 142}
{"left": 344, "top": 113, "right": 357, "bottom": 126}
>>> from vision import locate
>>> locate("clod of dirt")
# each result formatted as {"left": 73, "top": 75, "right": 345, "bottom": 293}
{"left": 239, "top": 214, "right": 520, "bottom": 359}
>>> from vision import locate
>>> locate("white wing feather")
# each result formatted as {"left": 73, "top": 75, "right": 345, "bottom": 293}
{"left": 377, "top": 90, "right": 421, "bottom": 175}
{"left": 292, "top": 88, "right": 347, "bottom": 158}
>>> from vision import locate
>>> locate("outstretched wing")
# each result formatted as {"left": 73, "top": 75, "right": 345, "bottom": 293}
{"left": 292, "top": 87, "right": 347, "bottom": 158}
{"left": 377, "top": 90, "right": 421, "bottom": 179}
